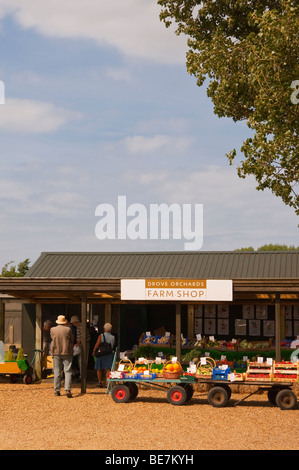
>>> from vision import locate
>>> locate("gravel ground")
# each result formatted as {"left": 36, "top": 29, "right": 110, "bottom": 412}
{"left": 0, "top": 375, "right": 298, "bottom": 451}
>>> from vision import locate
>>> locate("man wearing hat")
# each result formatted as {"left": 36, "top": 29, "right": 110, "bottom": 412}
{"left": 50, "top": 315, "right": 74, "bottom": 398}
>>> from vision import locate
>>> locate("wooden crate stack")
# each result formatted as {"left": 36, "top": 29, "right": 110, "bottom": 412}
{"left": 245, "top": 360, "right": 273, "bottom": 382}
{"left": 273, "top": 361, "right": 299, "bottom": 383}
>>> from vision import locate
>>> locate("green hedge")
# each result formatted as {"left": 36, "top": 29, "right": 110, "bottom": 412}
{"left": 132, "top": 345, "right": 292, "bottom": 362}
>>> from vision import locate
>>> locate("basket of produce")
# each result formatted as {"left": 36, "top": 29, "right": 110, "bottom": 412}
{"left": 150, "top": 359, "right": 165, "bottom": 377}
{"left": 195, "top": 357, "right": 216, "bottom": 379}
{"left": 117, "top": 358, "right": 133, "bottom": 373}
{"left": 134, "top": 359, "right": 150, "bottom": 374}
{"left": 162, "top": 360, "right": 183, "bottom": 379}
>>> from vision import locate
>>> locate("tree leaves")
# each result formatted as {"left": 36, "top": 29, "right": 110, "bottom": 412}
{"left": 158, "top": 0, "right": 299, "bottom": 215}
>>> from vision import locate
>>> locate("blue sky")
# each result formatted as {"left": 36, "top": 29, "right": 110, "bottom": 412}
{"left": 0, "top": 0, "right": 298, "bottom": 270}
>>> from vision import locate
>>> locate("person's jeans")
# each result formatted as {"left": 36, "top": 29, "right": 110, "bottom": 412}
{"left": 53, "top": 355, "right": 72, "bottom": 392}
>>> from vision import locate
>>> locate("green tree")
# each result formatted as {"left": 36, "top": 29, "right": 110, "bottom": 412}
{"left": 158, "top": 0, "right": 299, "bottom": 215}
{"left": 1, "top": 259, "right": 30, "bottom": 277}
{"left": 235, "top": 244, "right": 299, "bottom": 251}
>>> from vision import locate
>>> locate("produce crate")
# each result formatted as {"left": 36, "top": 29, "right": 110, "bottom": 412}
{"left": 245, "top": 360, "right": 273, "bottom": 382}
{"left": 212, "top": 367, "right": 231, "bottom": 381}
{"left": 123, "top": 372, "right": 138, "bottom": 379}
{"left": 138, "top": 372, "right": 156, "bottom": 380}
{"left": 231, "top": 372, "right": 245, "bottom": 381}
{"left": 179, "top": 374, "right": 196, "bottom": 383}
{"left": 273, "top": 361, "right": 299, "bottom": 383}
{"left": 238, "top": 339, "right": 273, "bottom": 351}
{"left": 139, "top": 333, "right": 173, "bottom": 347}
{"left": 109, "top": 371, "right": 124, "bottom": 379}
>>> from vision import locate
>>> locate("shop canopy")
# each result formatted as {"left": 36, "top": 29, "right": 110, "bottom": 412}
{"left": 0, "top": 250, "right": 298, "bottom": 303}
{"left": 0, "top": 250, "right": 298, "bottom": 392}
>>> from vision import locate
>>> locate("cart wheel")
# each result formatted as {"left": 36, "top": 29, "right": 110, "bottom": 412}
{"left": 268, "top": 388, "right": 279, "bottom": 406}
{"left": 125, "top": 382, "right": 138, "bottom": 400}
{"left": 167, "top": 386, "right": 187, "bottom": 406}
{"left": 208, "top": 386, "right": 229, "bottom": 408}
{"left": 221, "top": 384, "right": 231, "bottom": 400}
{"left": 275, "top": 388, "right": 297, "bottom": 410}
{"left": 111, "top": 384, "right": 131, "bottom": 403}
{"left": 10, "top": 374, "right": 18, "bottom": 383}
{"left": 23, "top": 374, "right": 33, "bottom": 385}
{"left": 182, "top": 384, "right": 194, "bottom": 402}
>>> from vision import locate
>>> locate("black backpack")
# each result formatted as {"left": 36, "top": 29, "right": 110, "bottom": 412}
{"left": 95, "top": 333, "right": 113, "bottom": 357}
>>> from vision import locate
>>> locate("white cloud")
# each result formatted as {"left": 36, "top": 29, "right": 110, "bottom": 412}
{"left": 0, "top": 0, "right": 187, "bottom": 64}
{"left": 0, "top": 98, "right": 82, "bottom": 133}
{"left": 124, "top": 134, "right": 171, "bottom": 154}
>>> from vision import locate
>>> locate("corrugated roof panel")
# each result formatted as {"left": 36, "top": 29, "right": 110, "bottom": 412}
{"left": 25, "top": 251, "right": 299, "bottom": 279}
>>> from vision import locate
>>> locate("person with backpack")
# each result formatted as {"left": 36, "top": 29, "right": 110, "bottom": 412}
{"left": 92, "top": 323, "right": 115, "bottom": 388}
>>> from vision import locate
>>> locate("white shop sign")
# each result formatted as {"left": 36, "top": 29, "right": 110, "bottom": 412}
{"left": 121, "top": 279, "right": 233, "bottom": 302}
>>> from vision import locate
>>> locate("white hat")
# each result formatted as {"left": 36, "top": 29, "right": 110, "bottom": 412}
{"left": 56, "top": 315, "right": 68, "bottom": 325}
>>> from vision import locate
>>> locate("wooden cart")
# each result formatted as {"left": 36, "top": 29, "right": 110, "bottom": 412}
{"left": 0, "top": 360, "right": 33, "bottom": 384}
{"left": 106, "top": 352, "right": 298, "bottom": 410}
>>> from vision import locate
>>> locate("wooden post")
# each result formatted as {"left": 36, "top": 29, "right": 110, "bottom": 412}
{"left": 0, "top": 299, "right": 5, "bottom": 343}
{"left": 35, "top": 303, "right": 42, "bottom": 380}
{"left": 81, "top": 294, "right": 87, "bottom": 394}
{"left": 176, "top": 303, "right": 181, "bottom": 363}
{"left": 105, "top": 303, "right": 111, "bottom": 324}
{"left": 187, "top": 305, "right": 195, "bottom": 339}
{"left": 275, "top": 293, "right": 281, "bottom": 362}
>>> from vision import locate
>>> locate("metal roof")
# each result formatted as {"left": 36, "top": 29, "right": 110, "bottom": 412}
{"left": 25, "top": 251, "right": 299, "bottom": 280}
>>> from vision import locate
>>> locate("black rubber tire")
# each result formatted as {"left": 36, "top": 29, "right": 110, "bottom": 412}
{"left": 275, "top": 388, "right": 297, "bottom": 410}
{"left": 167, "top": 385, "right": 187, "bottom": 406}
{"left": 208, "top": 386, "right": 229, "bottom": 408}
{"left": 111, "top": 384, "right": 131, "bottom": 403}
{"left": 125, "top": 382, "right": 139, "bottom": 400}
{"left": 23, "top": 374, "right": 33, "bottom": 385}
{"left": 268, "top": 389, "right": 278, "bottom": 406}
{"left": 182, "top": 384, "right": 194, "bottom": 402}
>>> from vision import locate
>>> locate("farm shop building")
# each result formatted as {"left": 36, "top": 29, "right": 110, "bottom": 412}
{"left": 0, "top": 251, "right": 299, "bottom": 389}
